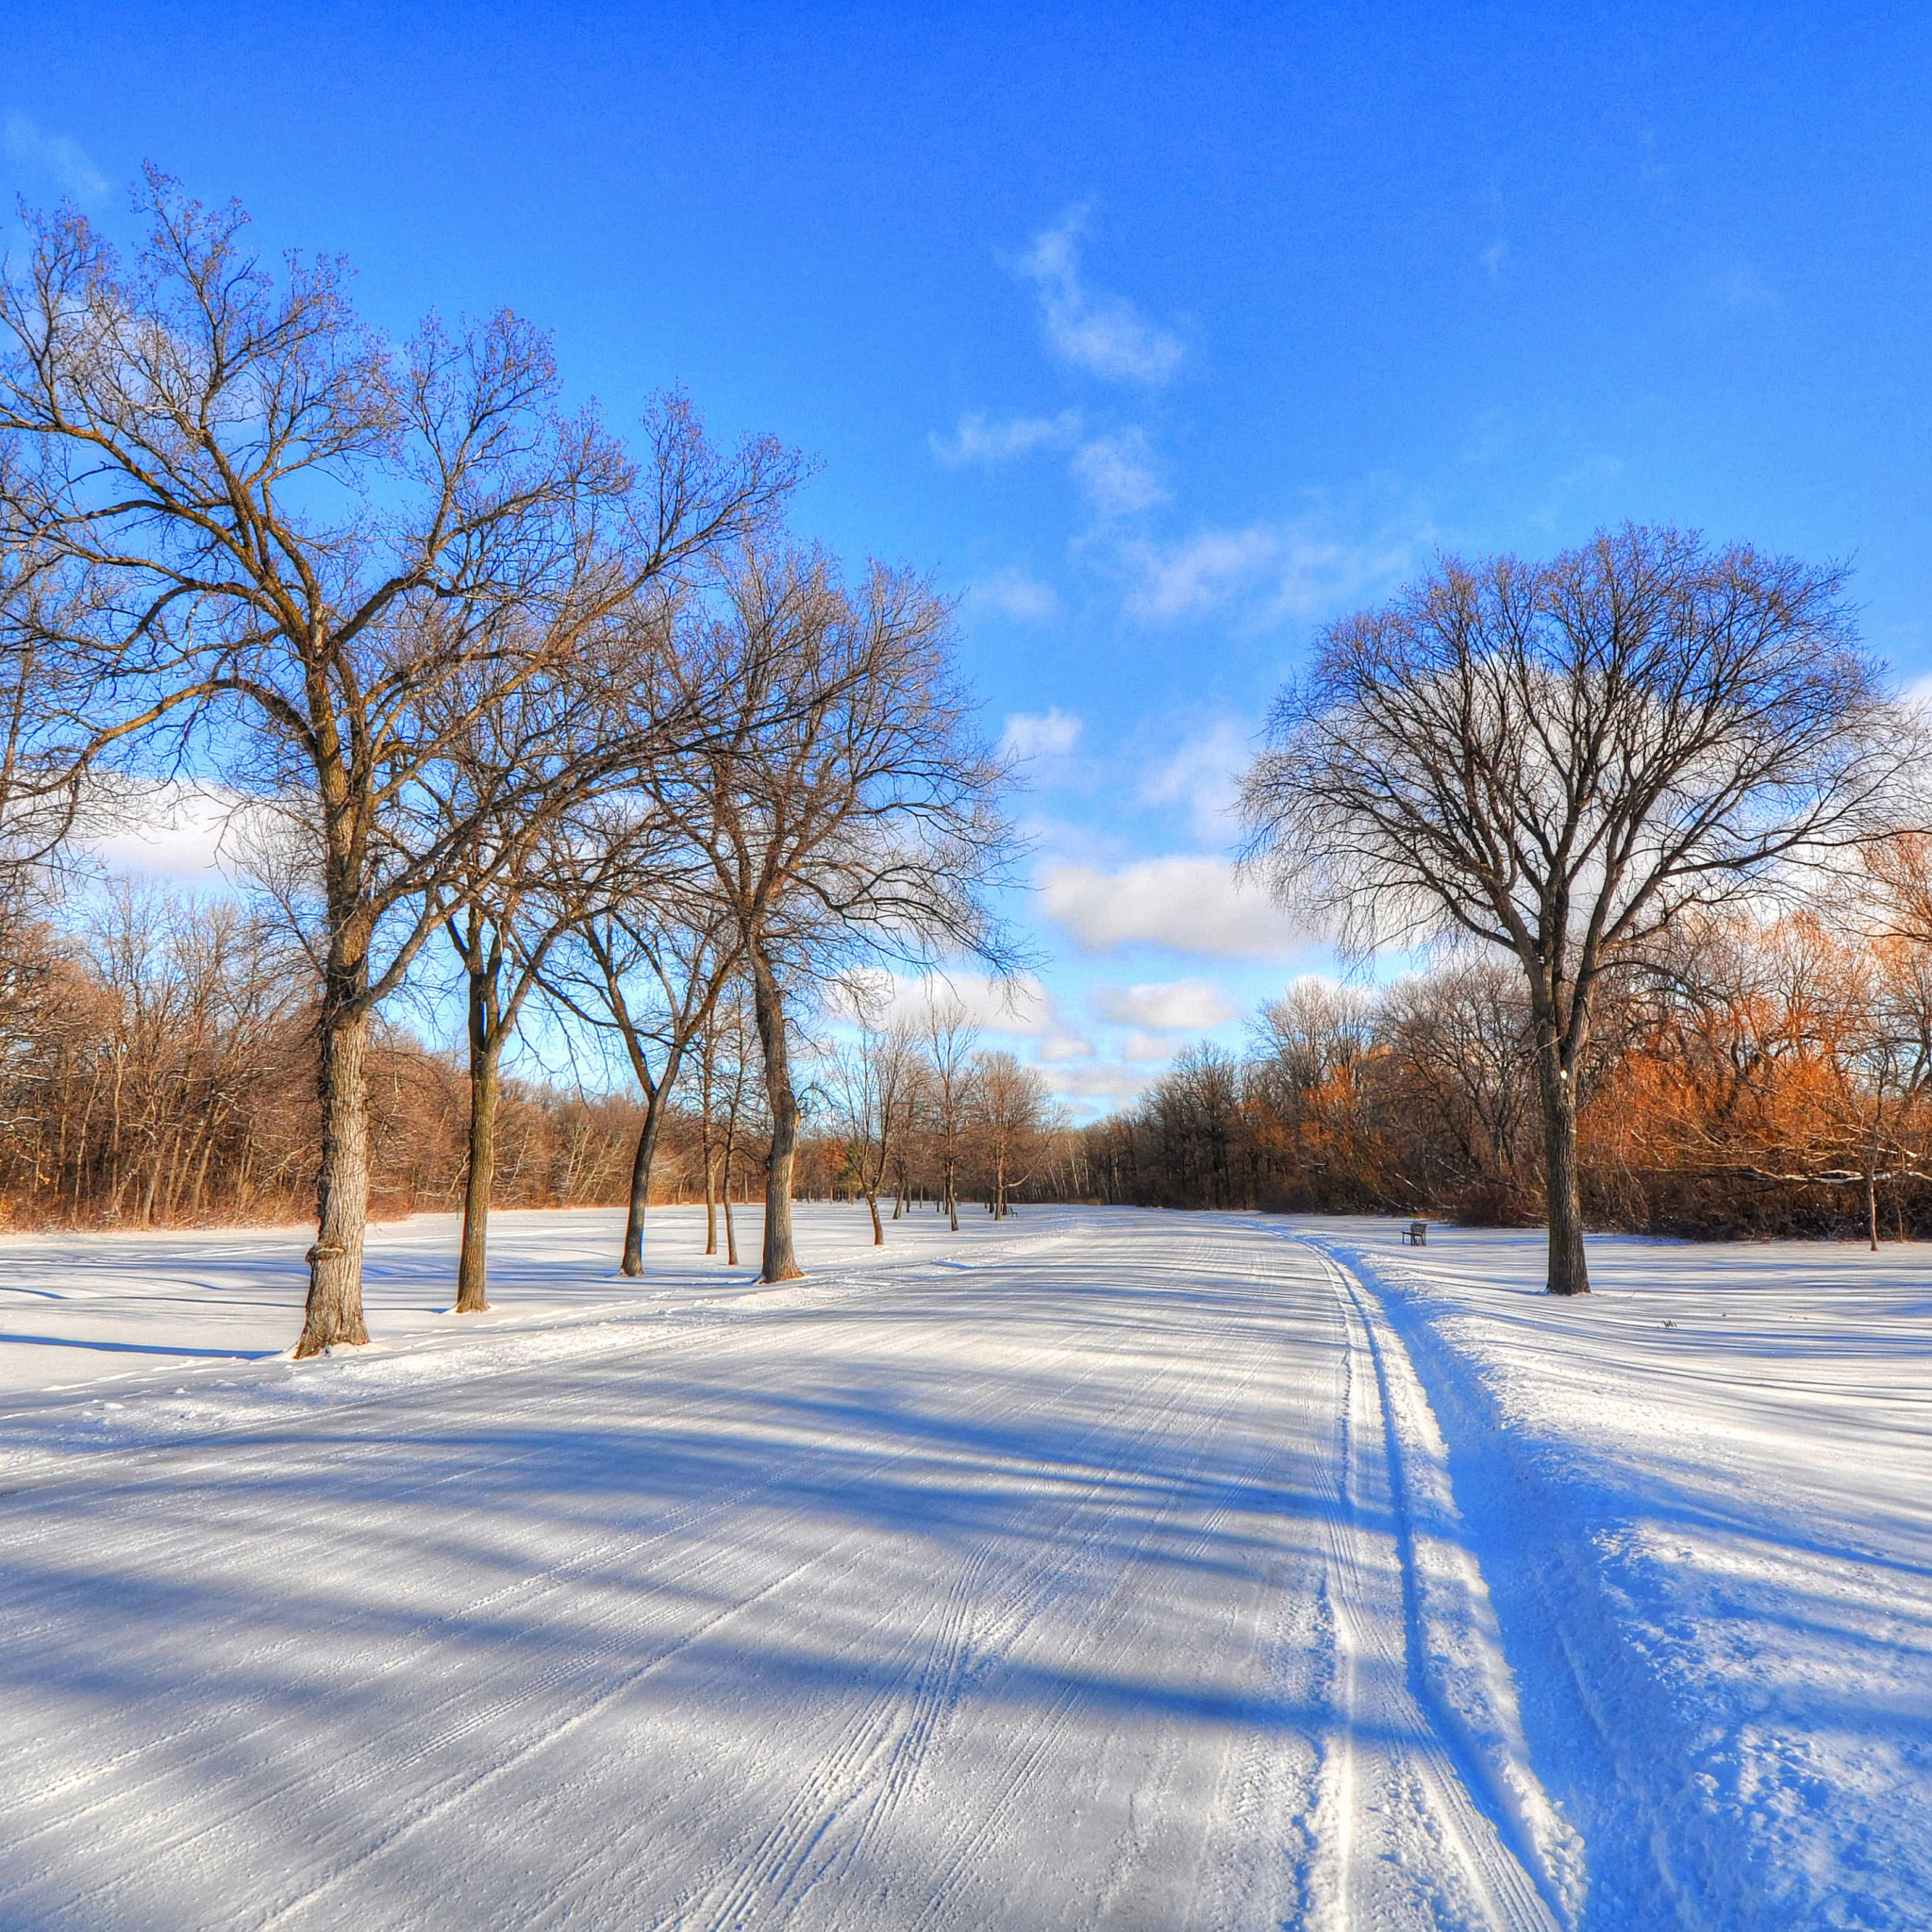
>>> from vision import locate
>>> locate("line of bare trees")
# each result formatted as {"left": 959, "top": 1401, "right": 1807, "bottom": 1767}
{"left": 817, "top": 988, "right": 1065, "bottom": 1236}
{"left": 0, "top": 170, "right": 1020, "bottom": 1355}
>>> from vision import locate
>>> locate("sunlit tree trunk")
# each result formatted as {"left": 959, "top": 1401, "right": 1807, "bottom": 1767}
{"left": 297, "top": 979, "right": 374, "bottom": 1356}
{"left": 748, "top": 943, "right": 803, "bottom": 1282}
{"left": 1535, "top": 1039, "right": 1590, "bottom": 1296}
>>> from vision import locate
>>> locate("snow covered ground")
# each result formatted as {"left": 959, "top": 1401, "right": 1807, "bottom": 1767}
{"left": 0, "top": 1206, "right": 1926, "bottom": 1928}
{"left": 1295, "top": 1216, "right": 1932, "bottom": 1932}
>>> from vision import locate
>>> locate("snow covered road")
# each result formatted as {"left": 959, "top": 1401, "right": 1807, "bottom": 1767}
{"left": 0, "top": 1209, "right": 1569, "bottom": 1930}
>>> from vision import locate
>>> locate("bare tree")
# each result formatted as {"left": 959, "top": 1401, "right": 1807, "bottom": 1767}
{"left": 1380, "top": 963, "right": 1540, "bottom": 1215}
{"left": 974, "top": 1048, "right": 1051, "bottom": 1219}
{"left": 542, "top": 876, "right": 740, "bottom": 1274}
{"left": 665, "top": 541, "right": 1018, "bottom": 1282}
{"left": 1242, "top": 525, "right": 1908, "bottom": 1292}
{"left": 703, "top": 977, "right": 761, "bottom": 1266}
{"left": 824, "top": 975, "right": 920, "bottom": 1242}
{"left": 0, "top": 174, "right": 787, "bottom": 1352}
{"left": 921, "top": 995, "right": 981, "bottom": 1232}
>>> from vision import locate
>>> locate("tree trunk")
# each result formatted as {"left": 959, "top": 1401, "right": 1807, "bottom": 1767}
{"left": 1537, "top": 1050, "right": 1590, "bottom": 1295}
{"left": 867, "top": 1191, "right": 883, "bottom": 1243}
{"left": 703, "top": 1140, "right": 718, "bottom": 1256}
{"left": 295, "top": 997, "right": 374, "bottom": 1356}
{"left": 1867, "top": 1101, "right": 1883, "bottom": 1254}
{"left": 749, "top": 943, "right": 804, "bottom": 1282}
{"left": 620, "top": 1056, "right": 680, "bottom": 1276}
{"left": 457, "top": 1034, "right": 500, "bottom": 1313}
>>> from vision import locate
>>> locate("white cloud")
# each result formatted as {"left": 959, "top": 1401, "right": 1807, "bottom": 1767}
{"left": 1140, "top": 719, "right": 1251, "bottom": 841}
{"left": 85, "top": 780, "right": 250, "bottom": 880}
{"left": 1090, "top": 978, "right": 1239, "bottom": 1031}
{"left": 1041, "top": 856, "right": 1317, "bottom": 961}
{"left": 4, "top": 116, "right": 108, "bottom": 200}
{"left": 930, "top": 408, "right": 1082, "bottom": 466}
{"left": 1121, "top": 514, "right": 1424, "bottom": 625}
{"left": 1037, "top": 1061, "right": 1157, "bottom": 1104}
{"left": 834, "top": 969, "right": 1057, "bottom": 1037}
{"left": 1121, "top": 1030, "right": 1179, "bottom": 1064}
{"left": 968, "top": 570, "right": 1060, "bottom": 623}
{"left": 1018, "top": 211, "right": 1184, "bottom": 386}
{"left": 1037, "top": 1028, "right": 1096, "bottom": 1062}
{"left": 1072, "top": 429, "right": 1167, "bottom": 517}
{"left": 1479, "top": 240, "right": 1507, "bottom": 281}
{"left": 1000, "top": 708, "right": 1083, "bottom": 760}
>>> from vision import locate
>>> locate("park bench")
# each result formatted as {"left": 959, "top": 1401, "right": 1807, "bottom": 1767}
{"left": 1404, "top": 1220, "right": 1428, "bottom": 1246}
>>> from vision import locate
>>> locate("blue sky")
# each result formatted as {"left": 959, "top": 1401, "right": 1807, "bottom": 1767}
{"left": 8, "top": 3, "right": 1932, "bottom": 1112}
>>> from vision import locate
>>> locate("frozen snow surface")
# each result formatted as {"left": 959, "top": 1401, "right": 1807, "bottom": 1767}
{"left": 0, "top": 1206, "right": 1927, "bottom": 1928}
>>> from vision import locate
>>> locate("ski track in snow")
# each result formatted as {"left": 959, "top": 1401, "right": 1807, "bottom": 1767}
{"left": 42, "top": 1197, "right": 1916, "bottom": 1924}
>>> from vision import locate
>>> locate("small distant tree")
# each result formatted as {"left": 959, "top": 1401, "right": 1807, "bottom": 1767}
{"left": 541, "top": 865, "right": 740, "bottom": 1275}
{"left": 824, "top": 975, "right": 920, "bottom": 1242}
{"left": 973, "top": 1048, "right": 1051, "bottom": 1219}
{"left": 1242, "top": 525, "right": 1910, "bottom": 1293}
{"left": 701, "top": 977, "right": 761, "bottom": 1266}
{"left": 921, "top": 995, "right": 981, "bottom": 1232}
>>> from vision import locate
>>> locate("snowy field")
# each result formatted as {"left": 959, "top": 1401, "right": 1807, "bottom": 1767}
{"left": 0, "top": 1206, "right": 1927, "bottom": 1929}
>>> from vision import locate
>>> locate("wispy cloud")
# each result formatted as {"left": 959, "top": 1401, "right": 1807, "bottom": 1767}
{"left": 1042, "top": 856, "right": 1318, "bottom": 961}
{"left": 1072, "top": 429, "right": 1167, "bottom": 518}
{"left": 1139, "top": 718, "right": 1251, "bottom": 841}
{"left": 1019, "top": 210, "right": 1185, "bottom": 386}
{"left": 1000, "top": 707, "right": 1083, "bottom": 759}
{"left": 1036, "top": 1061, "right": 1158, "bottom": 1104}
{"left": 1120, "top": 510, "right": 1427, "bottom": 624}
{"left": 4, "top": 115, "right": 108, "bottom": 200}
{"left": 967, "top": 570, "right": 1061, "bottom": 623}
{"left": 1711, "top": 260, "right": 1780, "bottom": 317}
{"left": 930, "top": 409, "right": 1081, "bottom": 467}
{"left": 1090, "top": 978, "right": 1238, "bottom": 1030}
{"left": 831, "top": 969, "right": 1058, "bottom": 1038}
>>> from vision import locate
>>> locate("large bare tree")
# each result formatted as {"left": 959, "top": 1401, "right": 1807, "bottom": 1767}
{"left": 0, "top": 173, "right": 786, "bottom": 1353}
{"left": 1241, "top": 525, "right": 1909, "bottom": 1293}
{"left": 665, "top": 541, "right": 1018, "bottom": 1283}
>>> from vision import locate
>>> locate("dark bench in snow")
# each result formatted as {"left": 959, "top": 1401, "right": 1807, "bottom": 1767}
{"left": 1404, "top": 1221, "right": 1428, "bottom": 1246}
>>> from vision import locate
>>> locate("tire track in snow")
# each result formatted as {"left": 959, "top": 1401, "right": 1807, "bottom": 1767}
{"left": 1305, "top": 1243, "right": 1572, "bottom": 1931}
{"left": 900, "top": 1237, "right": 1326, "bottom": 1932}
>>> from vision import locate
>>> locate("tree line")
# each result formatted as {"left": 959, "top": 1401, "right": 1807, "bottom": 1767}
{"left": 1081, "top": 870, "right": 1932, "bottom": 1245}
{"left": 0, "top": 880, "right": 1071, "bottom": 1248}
